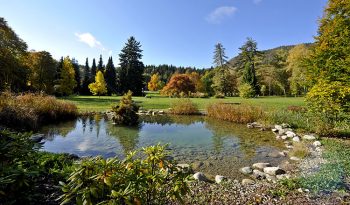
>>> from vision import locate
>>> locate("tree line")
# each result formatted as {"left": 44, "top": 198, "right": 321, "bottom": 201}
{"left": 1, "top": 0, "right": 349, "bottom": 118}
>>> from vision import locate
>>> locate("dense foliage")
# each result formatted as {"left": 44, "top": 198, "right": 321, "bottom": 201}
{"left": 306, "top": 0, "right": 350, "bottom": 120}
{"left": 0, "top": 129, "right": 75, "bottom": 204}
{"left": 0, "top": 18, "right": 28, "bottom": 92}
{"left": 111, "top": 91, "right": 139, "bottom": 125}
{"left": 59, "top": 144, "right": 191, "bottom": 205}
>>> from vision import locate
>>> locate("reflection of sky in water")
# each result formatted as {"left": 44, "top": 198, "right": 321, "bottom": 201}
{"left": 40, "top": 115, "right": 283, "bottom": 161}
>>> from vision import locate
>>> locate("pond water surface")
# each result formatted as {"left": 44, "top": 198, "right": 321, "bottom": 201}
{"left": 40, "top": 115, "right": 286, "bottom": 179}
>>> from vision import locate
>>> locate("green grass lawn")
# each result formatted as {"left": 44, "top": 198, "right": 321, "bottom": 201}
{"left": 60, "top": 94, "right": 305, "bottom": 112}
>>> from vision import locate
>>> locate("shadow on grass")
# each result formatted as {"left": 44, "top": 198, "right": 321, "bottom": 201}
{"left": 65, "top": 97, "right": 120, "bottom": 104}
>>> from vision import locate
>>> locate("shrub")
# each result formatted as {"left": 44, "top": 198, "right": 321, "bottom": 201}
{"left": 59, "top": 144, "right": 191, "bottom": 205}
{"left": 238, "top": 83, "right": 255, "bottom": 98}
{"left": 0, "top": 129, "right": 75, "bottom": 204}
{"left": 0, "top": 92, "right": 78, "bottom": 130}
{"left": 169, "top": 99, "right": 199, "bottom": 115}
{"left": 111, "top": 91, "right": 139, "bottom": 125}
{"left": 306, "top": 80, "right": 350, "bottom": 120}
{"left": 206, "top": 103, "right": 265, "bottom": 123}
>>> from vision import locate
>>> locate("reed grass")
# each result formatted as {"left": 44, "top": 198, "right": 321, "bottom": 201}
{"left": 206, "top": 102, "right": 265, "bottom": 123}
{"left": 0, "top": 92, "right": 78, "bottom": 130}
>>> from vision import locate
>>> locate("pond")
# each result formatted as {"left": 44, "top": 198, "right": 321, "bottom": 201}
{"left": 40, "top": 114, "right": 286, "bottom": 179}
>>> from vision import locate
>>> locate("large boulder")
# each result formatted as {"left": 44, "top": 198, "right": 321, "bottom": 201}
{"left": 263, "top": 167, "right": 286, "bottom": 176}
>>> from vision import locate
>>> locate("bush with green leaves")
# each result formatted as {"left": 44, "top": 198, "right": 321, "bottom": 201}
{"left": 111, "top": 90, "right": 139, "bottom": 126}
{"left": 0, "top": 129, "right": 75, "bottom": 204}
{"left": 306, "top": 80, "right": 350, "bottom": 120}
{"left": 59, "top": 144, "right": 191, "bottom": 205}
{"left": 238, "top": 83, "right": 255, "bottom": 98}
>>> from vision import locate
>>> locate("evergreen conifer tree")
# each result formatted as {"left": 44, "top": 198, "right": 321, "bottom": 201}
{"left": 72, "top": 58, "right": 81, "bottom": 93}
{"left": 91, "top": 58, "right": 97, "bottom": 83}
{"left": 104, "top": 57, "right": 117, "bottom": 95}
{"left": 81, "top": 58, "right": 91, "bottom": 95}
{"left": 97, "top": 55, "right": 104, "bottom": 72}
{"left": 240, "top": 38, "right": 260, "bottom": 96}
{"left": 118, "top": 36, "right": 145, "bottom": 96}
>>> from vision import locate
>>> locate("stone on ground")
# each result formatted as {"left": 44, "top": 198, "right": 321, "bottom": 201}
{"left": 240, "top": 167, "right": 253, "bottom": 175}
{"left": 252, "top": 162, "right": 271, "bottom": 170}
{"left": 263, "top": 167, "right": 286, "bottom": 176}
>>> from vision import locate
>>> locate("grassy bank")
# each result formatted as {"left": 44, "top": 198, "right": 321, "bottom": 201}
{"left": 0, "top": 92, "right": 78, "bottom": 130}
{"left": 60, "top": 94, "right": 305, "bottom": 112}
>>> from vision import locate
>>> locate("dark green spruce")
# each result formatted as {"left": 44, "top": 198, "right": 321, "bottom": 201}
{"left": 118, "top": 36, "right": 145, "bottom": 96}
{"left": 81, "top": 58, "right": 91, "bottom": 95}
{"left": 104, "top": 57, "right": 117, "bottom": 95}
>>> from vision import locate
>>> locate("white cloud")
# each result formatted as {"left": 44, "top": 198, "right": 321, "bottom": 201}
{"left": 108, "top": 50, "right": 113, "bottom": 56}
{"left": 253, "top": 0, "right": 262, "bottom": 4}
{"left": 206, "top": 6, "right": 237, "bottom": 24}
{"left": 75, "top": 32, "right": 105, "bottom": 50}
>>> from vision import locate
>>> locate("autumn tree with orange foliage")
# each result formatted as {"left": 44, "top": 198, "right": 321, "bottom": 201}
{"left": 161, "top": 74, "right": 195, "bottom": 97}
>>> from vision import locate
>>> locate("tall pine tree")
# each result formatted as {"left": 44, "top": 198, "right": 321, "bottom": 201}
{"left": 213, "top": 43, "right": 227, "bottom": 68}
{"left": 81, "top": 58, "right": 91, "bottom": 95}
{"left": 104, "top": 57, "right": 117, "bottom": 95}
{"left": 118, "top": 36, "right": 144, "bottom": 96}
{"left": 240, "top": 38, "right": 260, "bottom": 96}
{"left": 97, "top": 55, "right": 104, "bottom": 72}
{"left": 72, "top": 58, "right": 81, "bottom": 93}
{"left": 90, "top": 58, "right": 97, "bottom": 84}
{"left": 212, "top": 43, "right": 234, "bottom": 96}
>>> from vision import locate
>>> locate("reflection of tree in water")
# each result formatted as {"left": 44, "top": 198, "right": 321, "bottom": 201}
{"left": 140, "top": 115, "right": 204, "bottom": 126}
{"left": 93, "top": 114, "right": 103, "bottom": 138}
{"left": 81, "top": 116, "right": 87, "bottom": 134}
{"left": 106, "top": 123, "right": 142, "bottom": 155}
{"left": 40, "top": 119, "right": 77, "bottom": 141}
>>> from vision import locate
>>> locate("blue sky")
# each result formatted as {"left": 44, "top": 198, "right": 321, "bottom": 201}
{"left": 0, "top": 0, "right": 327, "bottom": 68}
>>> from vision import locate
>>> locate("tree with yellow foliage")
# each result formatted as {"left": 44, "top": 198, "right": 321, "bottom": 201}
{"left": 147, "top": 73, "right": 163, "bottom": 91}
{"left": 57, "top": 57, "right": 76, "bottom": 96}
{"left": 89, "top": 71, "right": 107, "bottom": 97}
